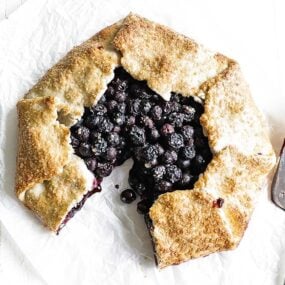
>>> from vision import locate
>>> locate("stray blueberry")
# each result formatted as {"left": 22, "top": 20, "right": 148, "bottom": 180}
{"left": 137, "top": 200, "right": 150, "bottom": 214}
{"left": 120, "top": 189, "right": 136, "bottom": 204}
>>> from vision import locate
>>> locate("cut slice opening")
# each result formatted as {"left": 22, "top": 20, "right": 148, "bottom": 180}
{"left": 61, "top": 67, "right": 213, "bottom": 231}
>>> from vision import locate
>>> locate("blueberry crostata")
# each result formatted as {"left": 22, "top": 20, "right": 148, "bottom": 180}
{"left": 15, "top": 14, "right": 276, "bottom": 268}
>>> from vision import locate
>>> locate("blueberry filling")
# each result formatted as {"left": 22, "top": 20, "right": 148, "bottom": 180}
{"left": 120, "top": 189, "right": 137, "bottom": 204}
{"left": 57, "top": 181, "right": 101, "bottom": 234}
{"left": 67, "top": 67, "right": 212, "bottom": 226}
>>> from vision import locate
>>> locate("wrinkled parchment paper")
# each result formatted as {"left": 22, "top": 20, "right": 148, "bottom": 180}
{"left": 1, "top": 0, "right": 285, "bottom": 284}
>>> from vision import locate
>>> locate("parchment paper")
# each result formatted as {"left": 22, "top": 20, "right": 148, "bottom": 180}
{"left": 0, "top": 0, "right": 285, "bottom": 284}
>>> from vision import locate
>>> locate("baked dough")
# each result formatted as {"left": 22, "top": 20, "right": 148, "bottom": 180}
{"left": 15, "top": 14, "right": 276, "bottom": 267}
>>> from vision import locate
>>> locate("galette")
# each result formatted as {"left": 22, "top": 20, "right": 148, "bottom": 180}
{"left": 15, "top": 14, "right": 276, "bottom": 268}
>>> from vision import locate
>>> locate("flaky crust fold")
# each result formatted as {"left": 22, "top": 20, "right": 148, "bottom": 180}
{"left": 15, "top": 14, "right": 276, "bottom": 266}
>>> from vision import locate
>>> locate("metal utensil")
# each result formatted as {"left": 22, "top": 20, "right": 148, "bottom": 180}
{"left": 271, "top": 139, "right": 285, "bottom": 210}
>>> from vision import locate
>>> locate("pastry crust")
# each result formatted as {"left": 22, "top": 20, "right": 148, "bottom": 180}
{"left": 16, "top": 23, "right": 121, "bottom": 230}
{"left": 15, "top": 14, "right": 276, "bottom": 266}
{"left": 113, "top": 14, "right": 228, "bottom": 100}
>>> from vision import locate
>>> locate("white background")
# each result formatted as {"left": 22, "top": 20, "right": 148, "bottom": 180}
{"left": 0, "top": 0, "right": 285, "bottom": 284}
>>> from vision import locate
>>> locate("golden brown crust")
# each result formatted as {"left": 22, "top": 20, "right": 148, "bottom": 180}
{"left": 15, "top": 14, "right": 276, "bottom": 264}
{"left": 150, "top": 147, "right": 274, "bottom": 268}
{"left": 200, "top": 61, "right": 275, "bottom": 157}
{"left": 16, "top": 96, "right": 72, "bottom": 196}
{"left": 113, "top": 14, "right": 228, "bottom": 100}
{"left": 24, "top": 156, "right": 94, "bottom": 231}
{"left": 16, "top": 22, "right": 120, "bottom": 231}
{"left": 25, "top": 22, "right": 121, "bottom": 124}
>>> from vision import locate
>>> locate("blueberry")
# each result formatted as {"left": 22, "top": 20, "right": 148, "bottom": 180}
{"left": 171, "top": 93, "right": 181, "bottom": 103}
{"left": 112, "top": 112, "right": 125, "bottom": 126}
{"left": 166, "top": 133, "right": 184, "bottom": 149}
{"left": 112, "top": 78, "right": 128, "bottom": 92}
{"left": 84, "top": 115, "right": 101, "bottom": 129}
{"left": 114, "top": 91, "right": 127, "bottom": 102}
{"left": 91, "top": 137, "right": 107, "bottom": 156}
{"left": 137, "top": 200, "right": 150, "bottom": 214}
{"left": 105, "top": 86, "right": 115, "bottom": 99}
{"left": 150, "top": 105, "right": 162, "bottom": 121}
{"left": 70, "top": 135, "right": 80, "bottom": 148}
{"left": 177, "top": 159, "right": 191, "bottom": 169}
{"left": 97, "top": 117, "right": 114, "bottom": 133}
{"left": 141, "top": 100, "right": 152, "bottom": 114}
{"left": 133, "top": 184, "right": 148, "bottom": 197}
{"left": 144, "top": 158, "right": 158, "bottom": 168}
{"left": 129, "top": 178, "right": 147, "bottom": 196}
{"left": 85, "top": 157, "right": 97, "bottom": 172}
{"left": 162, "top": 101, "right": 180, "bottom": 114}
{"left": 73, "top": 126, "right": 90, "bottom": 142}
{"left": 89, "top": 131, "right": 102, "bottom": 144}
{"left": 92, "top": 104, "right": 107, "bottom": 116}
{"left": 125, "top": 116, "right": 136, "bottom": 126}
{"left": 152, "top": 94, "right": 160, "bottom": 101}
{"left": 106, "top": 100, "right": 117, "bottom": 112}
{"left": 161, "top": 150, "right": 178, "bottom": 164}
{"left": 129, "top": 126, "right": 146, "bottom": 146}
{"left": 179, "top": 172, "right": 194, "bottom": 188}
{"left": 113, "top": 125, "right": 121, "bottom": 133}
{"left": 160, "top": 123, "right": 175, "bottom": 136}
{"left": 181, "top": 125, "right": 194, "bottom": 140}
{"left": 140, "top": 145, "right": 159, "bottom": 163}
{"left": 120, "top": 189, "right": 136, "bottom": 204}
{"left": 162, "top": 101, "right": 173, "bottom": 115}
{"left": 98, "top": 95, "right": 106, "bottom": 104}
{"left": 128, "top": 99, "right": 141, "bottom": 115}
{"left": 149, "top": 128, "right": 160, "bottom": 142}
{"left": 129, "top": 84, "right": 151, "bottom": 99}
{"left": 182, "top": 105, "right": 195, "bottom": 122}
{"left": 96, "top": 162, "right": 113, "bottom": 178}
{"left": 78, "top": 143, "right": 92, "bottom": 157}
{"left": 180, "top": 146, "right": 196, "bottom": 159}
{"left": 115, "top": 102, "right": 126, "bottom": 113}
{"left": 155, "top": 180, "right": 172, "bottom": 192}
{"left": 168, "top": 112, "right": 184, "bottom": 128}
{"left": 106, "top": 147, "right": 117, "bottom": 161}
{"left": 152, "top": 165, "right": 166, "bottom": 182}
{"left": 138, "top": 116, "right": 154, "bottom": 129}
{"left": 192, "top": 154, "right": 207, "bottom": 174}
{"left": 107, "top": 132, "right": 120, "bottom": 146}
{"left": 117, "top": 137, "right": 127, "bottom": 149}
{"left": 154, "top": 144, "right": 164, "bottom": 156}
{"left": 184, "top": 138, "right": 194, "bottom": 147}
{"left": 165, "top": 165, "right": 182, "bottom": 183}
